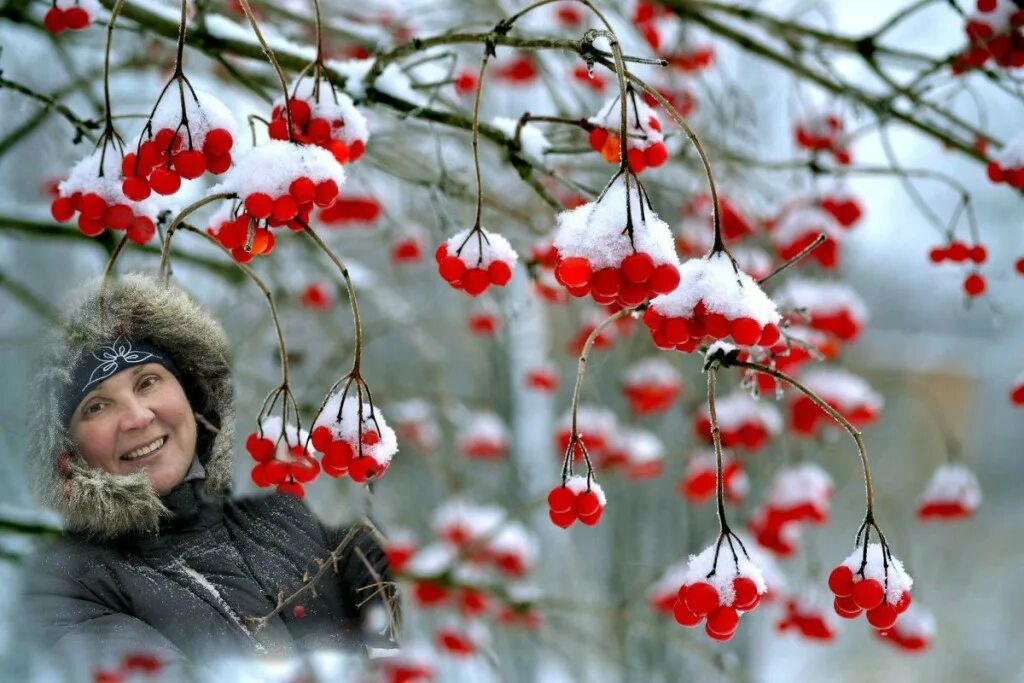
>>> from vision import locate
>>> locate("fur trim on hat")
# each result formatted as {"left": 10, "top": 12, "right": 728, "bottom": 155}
{"left": 28, "top": 273, "right": 235, "bottom": 540}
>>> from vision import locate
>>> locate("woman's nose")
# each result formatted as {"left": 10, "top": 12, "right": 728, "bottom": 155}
{"left": 120, "top": 397, "right": 156, "bottom": 431}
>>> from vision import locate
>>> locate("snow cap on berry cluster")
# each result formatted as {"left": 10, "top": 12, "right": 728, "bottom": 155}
{"left": 431, "top": 499, "right": 505, "bottom": 545}
{"left": 444, "top": 227, "right": 519, "bottom": 269}
{"left": 801, "top": 367, "right": 882, "bottom": 413}
{"left": 919, "top": 462, "right": 982, "bottom": 510}
{"left": 611, "top": 428, "right": 664, "bottom": 465}
{"left": 58, "top": 149, "right": 158, "bottom": 220}
{"left": 492, "top": 116, "right": 550, "bottom": 161}
{"left": 405, "top": 542, "right": 456, "bottom": 576}
{"left": 210, "top": 140, "right": 345, "bottom": 198}
{"left": 796, "top": 109, "right": 844, "bottom": 138}
{"left": 840, "top": 543, "right": 913, "bottom": 604}
{"left": 772, "top": 278, "right": 868, "bottom": 321}
{"left": 313, "top": 389, "right": 398, "bottom": 467}
{"left": 993, "top": 131, "right": 1024, "bottom": 168}
{"left": 456, "top": 411, "right": 509, "bottom": 448}
{"left": 274, "top": 79, "right": 369, "bottom": 146}
{"left": 768, "top": 463, "right": 832, "bottom": 510}
{"left": 623, "top": 356, "right": 681, "bottom": 386}
{"left": 557, "top": 404, "right": 618, "bottom": 442}
{"left": 564, "top": 474, "right": 606, "bottom": 506}
{"left": 55, "top": 0, "right": 100, "bottom": 16}
{"left": 589, "top": 94, "right": 663, "bottom": 150}
{"left": 651, "top": 252, "right": 781, "bottom": 325}
{"left": 259, "top": 416, "right": 312, "bottom": 457}
{"left": 684, "top": 542, "right": 767, "bottom": 607}
{"left": 553, "top": 175, "right": 679, "bottom": 270}
{"left": 487, "top": 522, "right": 538, "bottom": 571}
{"left": 772, "top": 206, "right": 843, "bottom": 245}
{"left": 686, "top": 449, "right": 750, "bottom": 498}
{"left": 699, "top": 391, "right": 782, "bottom": 434}
{"left": 149, "top": 89, "right": 237, "bottom": 149}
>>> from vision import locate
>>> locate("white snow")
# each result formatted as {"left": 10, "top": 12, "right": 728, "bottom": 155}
{"left": 313, "top": 387, "right": 398, "bottom": 467}
{"left": 444, "top": 227, "right": 519, "bottom": 269}
{"left": 800, "top": 367, "right": 883, "bottom": 412}
{"left": 919, "top": 462, "right": 982, "bottom": 510}
{"left": 564, "top": 474, "right": 606, "bottom": 506}
{"left": 149, "top": 89, "right": 237, "bottom": 149}
{"left": 699, "top": 390, "right": 783, "bottom": 433}
{"left": 650, "top": 252, "right": 781, "bottom": 325}
{"left": 58, "top": 148, "right": 159, "bottom": 220}
{"left": 210, "top": 140, "right": 346, "bottom": 198}
{"left": 840, "top": 543, "right": 913, "bottom": 604}
{"left": 623, "top": 356, "right": 680, "bottom": 386}
{"left": 492, "top": 116, "right": 550, "bottom": 161}
{"left": 456, "top": 411, "right": 509, "bottom": 451}
{"left": 256, "top": 415, "right": 311, "bottom": 457}
{"left": 683, "top": 541, "right": 767, "bottom": 607}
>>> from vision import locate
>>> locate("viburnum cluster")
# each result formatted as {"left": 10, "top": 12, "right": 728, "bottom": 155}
{"left": 388, "top": 398, "right": 440, "bottom": 451}
{"left": 621, "top": 357, "right": 683, "bottom": 415}
{"left": 679, "top": 450, "right": 749, "bottom": 505}
{"left": 986, "top": 131, "right": 1024, "bottom": 187}
{"left": 773, "top": 278, "right": 868, "bottom": 342}
{"left": 429, "top": 500, "right": 538, "bottom": 578}
{"left": 693, "top": 390, "right": 782, "bottom": 453}
{"left": 43, "top": 0, "right": 99, "bottom": 34}
{"left": 818, "top": 186, "right": 864, "bottom": 228}
{"left": 644, "top": 252, "right": 782, "bottom": 352}
{"left": 789, "top": 368, "right": 882, "bottom": 437}
{"left": 599, "top": 428, "right": 665, "bottom": 479}
{"left": 309, "top": 388, "right": 398, "bottom": 483}
{"left": 456, "top": 411, "right": 509, "bottom": 460}
{"left": 587, "top": 93, "right": 669, "bottom": 173}
{"left": 748, "top": 463, "right": 833, "bottom": 556}
{"left": 207, "top": 141, "right": 345, "bottom": 261}
{"left": 927, "top": 238, "right": 989, "bottom": 297}
{"left": 391, "top": 230, "right": 425, "bottom": 264}
{"left": 775, "top": 590, "right": 837, "bottom": 642}
{"left": 916, "top": 462, "right": 982, "bottom": 521}
{"left": 435, "top": 228, "right": 518, "bottom": 296}
{"left": 827, "top": 543, "right": 913, "bottom": 631}
{"left": 954, "top": 0, "right": 1024, "bottom": 73}
{"left": 245, "top": 417, "right": 321, "bottom": 498}
{"left": 553, "top": 176, "right": 681, "bottom": 307}
{"left": 633, "top": 2, "right": 715, "bottom": 73}
{"left": 546, "top": 474, "right": 607, "bottom": 528}
{"left": 268, "top": 81, "right": 369, "bottom": 164}
{"left": 680, "top": 194, "right": 757, "bottom": 246}
{"left": 555, "top": 404, "right": 617, "bottom": 461}
{"left": 743, "top": 325, "right": 839, "bottom": 396}
{"left": 121, "top": 90, "right": 237, "bottom": 199}
{"left": 671, "top": 541, "right": 767, "bottom": 641}
{"left": 769, "top": 205, "right": 844, "bottom": 270}
{"left": 51, "top": 149, "right": 158, "bottom": 244}
{"left": 794, "top": 109, "right": 852, "bottom": 164}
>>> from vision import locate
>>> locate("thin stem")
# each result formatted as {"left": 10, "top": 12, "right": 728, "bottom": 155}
{"left": 469, "top": 39, "right": 492, "bottom": 231}
{"left": 233, "top": 0, "right": 294, "bottom": 137}
{"left": 705, "top": 367, "right": 730, "bottom": 533}
{"left": 102, "top": 0, "right": 128, "bottom": 130}
{"left": 159, "top": 193, "right": 235, "bottom": 282}
{"left": 0, "top": 77, "right": 99, "bottom": 144}
{"left": 758, "top": 233, "right": 827, "bottom": 285}
{"left": 300, "top": 224, "right": 363, "bottom": 372}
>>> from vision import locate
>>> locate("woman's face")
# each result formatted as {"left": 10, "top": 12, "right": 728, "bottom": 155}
{"left": 68, "top": 363, "right": 197, "bottom": 495}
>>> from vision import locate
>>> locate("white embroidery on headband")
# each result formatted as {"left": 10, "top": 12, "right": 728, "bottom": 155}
{"left": 84, "top": 337, "right": 162, "bottom": 389}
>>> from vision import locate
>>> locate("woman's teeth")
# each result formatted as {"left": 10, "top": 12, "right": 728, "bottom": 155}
{"left": 122, "top": 436, "right": 166, "bottom": 461}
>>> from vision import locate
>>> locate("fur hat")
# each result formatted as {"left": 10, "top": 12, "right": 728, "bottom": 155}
{"left": 28, "top": 273, "right": 235, "bottom": 540}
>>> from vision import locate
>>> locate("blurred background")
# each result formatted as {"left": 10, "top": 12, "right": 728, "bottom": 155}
{"left": 1, "top": 0, "right": 1022, "bottom": 680}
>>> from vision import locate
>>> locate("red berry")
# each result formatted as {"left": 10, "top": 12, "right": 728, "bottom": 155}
{"left": 672, "top": 598, "right": 701, "bottom": 627}
{"left": 63, "top": 6, "right": 89, "bottom": 29}
{"left": 644, "top": 142, "right": 668, "bottom": 167}
{"left": 684, "top": 581, "right": 719, "bottom": 617}
{"left": 150, "top": 168, "right": 181, "bottom": 195}
{"left": 246, "top": 433, "right": 275, "bottom": 462}
{"left": 77, "top": 214, "right": 105, "bottom": 237}
{"left": 462, "top": 268, "right": 490, "bottom": 296}
{"left": 1016, "top": 257, "right": 1024, "bottom": 275}
{"left": 487, "top": 260, "right": 513, "bottom": 286}
{"left": 894, "top": 591, "right": 912, "bottom": 614}
{"left": 292, "top": 605, "right": 307, "bottom": 619}
{"left": 851, "top": 578, "right": 885, "bottom": 610}
{"left": 50, "top": 197, "right": 75, "bottom": 222}
{"left": 703, "top": 312, "right": 730, "bottom": 339}
{"left": 758, "top": 323, "right": 781, "bottom": 347}
{"left": 588, "top": 128, "right": 609, "bottom": 152}
{"left": 276, "top": 480, "right": 305, "bottom": 498}
{"left": 947, "top": 241, "right": 969, "bottom": 262}
{"left": 732, "top": 577, "right": 760, "bottom": 611}
{"left": 307, "top": 118, "right": 331, "bottom": 144}
{"left": 549, "top": 508, "right": 576, "bottom": 528}
{"left": 627, "top": 148, "right": 646, "bottom": 173}
{"left": 103, "top": 204, "right": 134, "bottom": 231}
{"left": 968, "top": 245, "right": 987, "bottom": 264}
{"left": 79, "top": 193, "right": 107, "bottom": 219}
{"left": 348, "top": 456, "right": 379, "bottom": 483}
{"left": 576, "top": 490, "right": 602, "bottom": 516}
{"left": 287, "top": 98, "right": 311, "bottom": 126}
{"left": 663, "top": 317, "right": 691, "bottom": 345}
{"left": 310, "top": 425, "right": 334, "bottom": 452}
{"left": 591, "top": 268, "right": 621, "bottom": 297}
{"left": 833, "top": 595, "right": 862, "bottom": 619}
{"left": 173, "top": 150, "right": 206, "bottom": 179}
{"left": 827, "top": 565, "right": 854, "bottom": 597}
{"left": 268, "top": 118, "right": 289, "bottom": 140}
{"left": 439, "top": 256, "right": 466, "bottom": 284}
{"left": 289, "top": 176, "right": 316, "bottom": 204}
{"left": 621, "top": 252, "right": 655, "bottom": 284}
{"left": 649, "top": 263, "right": 680, "bottom": 294}
{"left": 706, "top": 605, "right": 739, "bottom": 636}
{"left": 314, "top": 179, "right": 339, "bottom": 207}
{"left": 349, "top": 139, "right": 365, "bottom": 161}
{"left": 577, "top": 506, "right": 603, "bottom": 526}
{"left": 44, "top": 8, "right": 66, "bottom": 33}
{"left": 866, "top": 604, "right": 898, "bottom": 630}
{"left": 928, "top": 246, "right": 946, "bottom": 263}
{"left": 203, "top": 128, "right": 233, "bottom": 156}
{"left": 963, "top": 273, "right": 986, "bottom": 297}
{"left": 556, "top": 257, "right": 592, "bottom": 288}
{"left": 245, "top": 192, "right": 273, "bottom": 219}
{"left": 127, "top": 217, "right": 155, "bottom": 244}
{"left": 730, "top": 317, "right": 762, "bottom": 346}
{"left": 122, "top": 176, "right": 151, "bottom": 201}
{"left": 547, "top": 486, "right": 574, "bottom": 513}
{"left": 272, "top": 195, "right": 299, "bottom": 222}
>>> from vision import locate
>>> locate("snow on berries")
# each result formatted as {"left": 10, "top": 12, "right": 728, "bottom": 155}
{"left": 790, "top": 368, "right": 882, "bottom": 437}
{"left": 679, "top": 450, "right": 748, "bottom": 505}
{"left": 875, "top": 603, "right": 934, "bottom": 652}
{"left": 954, "top": 0, "right": 1024, "bottom": 73}
{"left": 693, "top": 390, "right": 782, "bottom": 453}
{"left": 748, "top": 463, "right": 833, "bottom": 556}
{"left": 776, "top": 590, "right": 837, "bottom": 642}
{"left": 600, "top": 428, "right": 664, "bottom": 479}
{"left": 245, "top": 417, "right": 320, "bottom": 498}
{"left": 622, "top": 357, "right": 682, "bottom": 415}
{"left": 309, "top": 388, "right": 398, "bottom": 483}
{"left": 269, "top": 81, "right": 369, "bottom": 164}
{"left": 121, "top": 90, "right": 237, "bottom": 200}
{"left": 51, "top": 148, "right": 158, "bottom": 244}
{"left": 773, "top": 278, "right": 868, "bottom": 342}
{"left": 488, "top": 523, "right": 539, "bottom": 577}
{"left": 648, "top": 561, "right": 689, "bottom": 615}
{"left": 207, "top": 141, "right": 344, "bottom": 261}
{"left": 456, "top": 411, "right": 509, "bottom": 460}
{"left": 552, "top": 176, "right": 681, "bottom": 306}
{"left": 556, "top": 404, "right": 617, "bottom": 461}
{"left": 671, "top": 541, "right": 767, "bottom": 641}
{"left": 827, "top": 543, "right": 913, "bottom": 631}
{"left": 432, "top": 499, "right": 503, "bottom": 550}
{"left": 387, "top": 399, "right": 440, "bottom": 451}
{"left": 770, "top": 206, "right": 844, "bottom": 270}
{"left": 916, "top": 462, "right": 982, "bottom": 522}
{"left": 435, "top": 228, "right": 518, "bottom": 296}
{"left": 587, "top": 92, "right": 669, "bottom": 173}
{"left": 644, "top": 252, "right": 782, "bottom": 353}
{"left": 524, "top": 362, "right": 559, "bottom": 393}
{"left": 44, "top": 0, "right": 99, "bottom": 34}
{"left": 547, "top": 475, "right": 607, "bottom": 528}
{"left": 986, "top": 131, "right": 1024, "bottom": 187}
{"left": 794, "top": 109, "right": 852, "bottom": 164}
{"left": 634, "top": 4, "right": 715, "bottom": 73}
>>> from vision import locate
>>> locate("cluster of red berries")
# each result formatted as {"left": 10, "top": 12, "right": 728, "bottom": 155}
{"left": 916, "top": 462, "right": 981, "bottom": 522}
{"left": 954, "top": 2, "right": 1024, "bottom": 72}
{"left": 547, "top": 476, "right": 606, "bottom": 528}
{"left": 693, "top": 409, "right": 777, "bottom": 453}
{"left": 310, "top": 423, "right": 388, "bottom": 483}
{"left": 524, "top": 365, "right": 559, "bottom": 393}
{"left": 987, "top": 157, "right": 1024, "bottom": 188}
{"left": 51, "top": 190, "right": 156, "bottom": 244}
{"left": 828, "top": 564, "right": 911, "bottom": 631}
{"left": 299, "top": 282, "right": 333, "bottom": 311}
{"left": 245, "top": 433, "right": 321, "bottom": 499}
{"left": 492, "top": 53, "right": 539, "bottom": 84}
{"left": 634, "top": 2, "right": 715, "bottom": 73}
{"left": 91, "top": 652, "right": 164, "bottom": 683}
{"left": 467, "top": 311, "right": 499, "bottom": 336}
{"left": 789, "top": 369, "right": 881, "bottom": 436}
{"left": 555, "top": 252, "right": 681, "bottom": 307}
{"left": 794, "top": 113, "right": 852, "bottom": 164}
{"left": 645, "top": 301, "right": 782, "bottom": 354}
{"left": 319, "top": 194, "right": 382, "bottom": 225}
{"left": 43, "top": 0, "right": 95, "bottom": 33}
{"left": 820, "top": 194, "right": 863, "bottom": 227}
{"left": 679, "top": 454, "right": 747, "bottom": 505}
{"left": 748, "top": 463, "right": 831, "bottom": 556}
{"left": 121, "top": 128, "right": 234, "bottom": 199}
{"left": 269, "top": 98, "right": 366, "bottom": 164}
{"left": 673, "top": 572, "right": 764, "bottom": 641}
{"left": 926, "top": 240, "right": 988, "bottom": 297}
{"left": 623, "top": 379, "right": 681, "bottom": 415}
{"left": 435, "top": 230, "right": 517, "bottom": 296}
{"left": 775, "top": 596, "right": 836, "bottom": 641}
{"left": 587, "top": 128, "right": 669, "bottom": 174}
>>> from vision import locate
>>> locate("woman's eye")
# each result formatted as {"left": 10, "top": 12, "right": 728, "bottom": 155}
{"left": 139, "top": 375, "right": 159, "bottom": 390}
{"left": 84, "top": 402, "right": 104, "bottom": 416}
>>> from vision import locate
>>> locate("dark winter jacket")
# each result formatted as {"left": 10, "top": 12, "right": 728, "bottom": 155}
{"left": 21, "top": 274, "right": 396, "bottom": 673}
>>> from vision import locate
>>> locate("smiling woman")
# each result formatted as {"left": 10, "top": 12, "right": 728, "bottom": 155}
{"left": 20, "top": 273, "right": 397, "bottom": 678}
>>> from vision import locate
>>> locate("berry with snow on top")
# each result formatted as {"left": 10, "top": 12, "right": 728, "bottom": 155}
{"left": 679, "top": 450, "right": 748, "bottom": 505}
{"left": 748, "top": 505, "right": 803, "bottom": 557}
{"left": 389, "top": 399, "right": 440, "bottom": 451}
{"left": 44, "top": 0, "right": 100, "bottom": 34}
{"left": 374, "top": 650, "right": 436, "bottom": 683}
{"left": 391, "top": 231, "right": 425, "bottom": 264}
{"left": 644, "top": 252, "right": 782, "bottom": 353}
{"left": 1011, "top": 371, "right": 1024, "bottom": 407}
{"left": 693, "top": 390, "right": 782, "bottom": 453}
{"left": 986, "top": 132, "right": 1024, "bottom": 187}
{"left": 789, "top": 368, "right": 882, "bottom": 437}
{"left": 827, "top": 543, "right": 913, "bottom": 630}
{"left": 431, "top": 499, "right": 504, "bottom": 550}
{"left": 762, "top": 463, "right": 833, "bottom": 527}
{"left": 672, "top": 539, "right": 767, "bottom": 640}
{"left": 794, "top": 110, "right": 852, "bottom": 164}
{"left": 819, "top": 187, "right": 864, "bottom": 228}
{"left": 435, "top": 228, "right": 518, "bottom": 296}
{"left": 299, "top": 282, "right": 333, "bottom": 311}
{"left": 553, "top": 175, "right": 681, "bottom": 307}
{"left": 51, "top": 148, "right": 159, "bottom": 244}
{"left": 953, "top": 1, "right": 1024, "bottom": 73}
{"left": 622, "top": 357, "right": 683, "bottom": 415}
{"left": 309, "top": 388, "right": 398, "bottom": 483}
{"left": 383, "top": 530, "right": 419, "bottom": 574}
{"left": 122, "top": 90, "right": 237, "bottom": 200}
{"left": 586, "top": 92, "right": 668, "bottom": 173}
{"left": 456, "top": 411, "right": 509, "bottom": 460}
{"left": 555, "top": 405, "right": 617, "bottom": 462}
{"left": 776, "top": 590, "right": 838, "bottom": 642}
{"left": 769, "top": 206, "right": 844, "bottom": 270}
{"left": 246, "top": 417, "right": 320, "bottom": 499}
{"left": 683, "top": 194, "right": 757, "bottom": 244}
{"left": 547, "top": 475, "right": 607, "bottom": 528}
{"left": 875, "top": 603, "right": 935, "bottom": 652}
{"left": 268, "top": 80, "right": 369, "bottom": 164}
{"left": 600, "top": 428, "right": 665, "bottom": 479}
{"left": 773, "top": 278, "right": 868, "bottom": 342}
{"left": 916, "top": 462, "right": 982, "bottom": 522}
{"left": 467, "top": 310, "right": 500, "bottom": 336}
{"left": 525, "top": 362, "right": 559, "bottom": 393}
{"left": 486, "top": 522, "right": 539, "bottom": 577}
